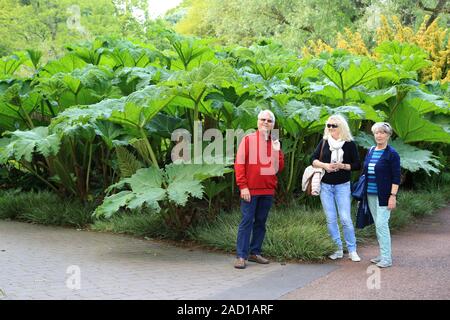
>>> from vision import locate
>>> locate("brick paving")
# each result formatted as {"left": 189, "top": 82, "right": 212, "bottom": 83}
{"left": 0, "top": 221, "right": 335, "bottom": 300}
{"left": 3, "top": 205, "right": 448, "bottom": 300}
{"left": 281, "top": 205, "right": 450, "bottom": 300}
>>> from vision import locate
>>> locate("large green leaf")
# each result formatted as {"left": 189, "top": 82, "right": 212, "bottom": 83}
{"left": 98, "top": 167, "right": 166, "bottom": 217}
{"left": 166, "top": 179, "right": 204, "bottom": 206}
{"left": 165, "top": 163, "right": 231, "bottom": 182}
{"left": 94, "top": 191, "right": 135, "bottom": 218}
{"left": 66, "top": 39, "right": 108, "bottom": 65}
{"left": 168, "top": 36, "right": 214, "bottom": 70}
{"left": 96, "top": 164, "right": 230, "bottom": 217}
{"left": 52, "top": 86, "right": 173, "bottom": 137}
{"left": 375, "top": 41, "right": 431, "bottom": 74}
{"left": 0, "top": 127, "right": 61, "bottom": 163}
{"left": 312, "top": 52, "right": 394, "bottom": 95}
{"left": 354, "top": 86, "right": 397, "bottom": 107}
{"left": 403, "top": 89, "right": 450, "bottom": 115}
{"left": 0, "top": 53, "right": 28, "bottom": 77}
{"left": 145, "top": 113, "right": 184, "bottom": 139}
{"left": 37, "top": 65, "right": 115, "bottom": 109}
{"left": 40, "top": 54, "right": 86, "bottom": 77}
{"left": 391, "top": 102, "right": 450, "bottom": 143}
{"left": 308, "top": 80, "right": 360, "bottom": 104}
{"left": 93, "top": 121, "right": 128, "bottom": 150}
{"left": 113, "top": 66, "right": 168, "bottom": 95}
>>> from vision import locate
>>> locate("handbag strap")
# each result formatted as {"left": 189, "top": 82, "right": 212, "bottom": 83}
{"left": 319, "top": 139, "right": 325, "bottom": 162}
{"left": 360, "top": 146, "right": 375, "bottom": 175}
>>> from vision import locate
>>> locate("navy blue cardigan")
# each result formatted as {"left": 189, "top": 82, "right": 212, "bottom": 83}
{"left": 363, "top": 145, "right": 401, "bottom": 206}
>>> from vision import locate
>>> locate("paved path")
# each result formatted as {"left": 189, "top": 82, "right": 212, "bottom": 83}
{"left": 0, "top": 221, "right": 335, "bottom": 300}
{"left": 282, "top": 205, "right": 450, "bottom": 300}
{"left": 1, "top": 204, "right": 449, "bottom": 300}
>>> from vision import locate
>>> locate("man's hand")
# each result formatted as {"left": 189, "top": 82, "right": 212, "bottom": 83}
{"left": 272, "top": 139, "right": 280, "bottom": 151}
{"left": 240, "top": 188, "right": 251, "bottom": 202}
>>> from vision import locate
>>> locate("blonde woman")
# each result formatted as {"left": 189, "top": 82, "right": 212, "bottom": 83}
{"left": 312, "top": 115, "right": 361, "bottom": 261}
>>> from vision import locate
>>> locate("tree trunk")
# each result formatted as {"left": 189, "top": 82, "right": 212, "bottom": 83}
{"left": 419, "top": 0, "right": 449, "bottom": 29}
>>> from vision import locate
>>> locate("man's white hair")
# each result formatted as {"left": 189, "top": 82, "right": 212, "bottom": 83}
{"left": 257, "top": 109, "right": 276, "bottom": 126}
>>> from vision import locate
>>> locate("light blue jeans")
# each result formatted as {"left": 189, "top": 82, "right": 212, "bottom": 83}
{"left": 320, "top": 182, "right": 357, "bottom": 253}
{"left": 367, "top": 195, "right": 392, "bottom": 263}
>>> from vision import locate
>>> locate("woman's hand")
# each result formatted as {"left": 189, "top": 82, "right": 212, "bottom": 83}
{"left": 240, "top": 188, "right": 251, "bottom": 202}
{"left": 324, "top": 163, "right": 339, "bottom": 173}
{"left": 388, "top": 195, "right": 396, "bottom": 210}
{"left": 335, "top": 163, "right": 349, "bottom": 170}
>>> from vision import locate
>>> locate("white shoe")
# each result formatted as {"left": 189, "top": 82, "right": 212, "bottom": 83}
{"left": 349, "top": 251, "right": 361, "bottom": 262}
{"left": 328, "top": 250, "right": 344, "bottom": 260}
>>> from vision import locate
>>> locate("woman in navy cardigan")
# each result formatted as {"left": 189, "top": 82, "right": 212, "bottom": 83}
{"left": 363, "top": 122, "right": 401, "bottom": 268}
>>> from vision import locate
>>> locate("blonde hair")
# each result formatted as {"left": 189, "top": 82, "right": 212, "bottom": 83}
{"left": 323, "top": 114, "right": 353, "bottom": 141}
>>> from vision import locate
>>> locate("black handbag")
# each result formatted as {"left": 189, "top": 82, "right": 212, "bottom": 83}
{"left": 351, "top": 174, "right": 365, "bottom": 201}
{"left": 355, "top": 195, "right": 374, "bottom": 229}
{"left": 351, "top": 146, "right": 374, "bottom": 201}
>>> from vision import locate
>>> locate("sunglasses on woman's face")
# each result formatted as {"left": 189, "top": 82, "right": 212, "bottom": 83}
{"left": 326, "top": 123, "right": 338, "bottom": 128}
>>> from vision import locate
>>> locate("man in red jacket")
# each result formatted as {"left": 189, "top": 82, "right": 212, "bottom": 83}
{"left": 234, "top": 110, "right": 284, "bottom": 269}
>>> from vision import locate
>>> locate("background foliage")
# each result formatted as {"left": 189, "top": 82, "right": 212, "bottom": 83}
{"left": 0, "top": 0, "right": 449, "bottom": 239}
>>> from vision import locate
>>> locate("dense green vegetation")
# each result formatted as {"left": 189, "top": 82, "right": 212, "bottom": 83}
{"left": 1, "top": 1, "right": 449, "bottom": 260}
{"left": 1, "top": 33, "right": 449, "bottom": 235}
{"left": 173, "top": 0, "right": 450, "bottom": 51}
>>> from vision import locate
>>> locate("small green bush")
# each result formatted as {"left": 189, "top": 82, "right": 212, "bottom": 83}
{"left": 188, "top": 205, "right": 336, "bottom": 261}
{"left": 91, "top": 209, "right": 176, "bottom": 239}
{"left": 0, "top": 189, "right": 94, "bottom": 227}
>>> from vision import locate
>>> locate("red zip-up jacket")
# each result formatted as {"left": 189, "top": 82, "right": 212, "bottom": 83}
{"left": 234, "top": 131, "right": 285, "bottom": 196}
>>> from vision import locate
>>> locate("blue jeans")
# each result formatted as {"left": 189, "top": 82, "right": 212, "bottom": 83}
{"left": 320, "top": 182, "right": 357, "bottom": 253}
{"left": 236, "top": 195, "right": 273, "bottom": 259}
{"left": 367, "top": 195, "right": 392, "bottom": 263}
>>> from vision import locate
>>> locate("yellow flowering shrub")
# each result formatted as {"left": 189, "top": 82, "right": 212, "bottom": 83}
{"left": 301, "top": 39, "right": 333, "bottom": 57}
{"left": 336, "top": 28, "right": 369, "bottom": 56}
{"left": 302, "top": 15, "right": 450, "bottom": 82}
{"left": 378, "top": 16, "right": 449, "bottom": 82}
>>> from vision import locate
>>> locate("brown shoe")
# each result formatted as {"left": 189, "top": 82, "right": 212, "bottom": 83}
{"left": 234, "top": 257, "right": 246, "bottom": 269}
{"left": 248, "top": 254, "right": 270, "bottom": 264}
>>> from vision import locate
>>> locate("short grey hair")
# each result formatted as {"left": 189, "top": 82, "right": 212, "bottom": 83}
{"left": 257, "top": 109, "right": 276, "bottom": 126}
{"left": 371, "top": 122, "right": 393, "bottom": 136}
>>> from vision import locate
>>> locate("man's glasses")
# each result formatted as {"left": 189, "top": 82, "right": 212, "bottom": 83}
{"left": 259, "top": 118, "right": 273, "bottom": 123}
{"left": 326, "top": 123, "right": 338, "bottom": 128}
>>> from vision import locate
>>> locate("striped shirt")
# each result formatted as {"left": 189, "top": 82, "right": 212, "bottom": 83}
{"left": 367, "top": 149, "right": 385, "bottom": 194}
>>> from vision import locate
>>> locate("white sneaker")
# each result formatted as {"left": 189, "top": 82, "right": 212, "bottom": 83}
{"left": 349, "top": 251, "right": 361, "bottom": 262}
{"left": 328, "top": 250, "right": 344, "bottom": 260}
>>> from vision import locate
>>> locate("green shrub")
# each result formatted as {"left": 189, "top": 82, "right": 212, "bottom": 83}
{"left": 188, "top": 205, "right": 336, "bottom": 261}
{"left": 0, "top": 189, "right": 94, "bottom": 227}
{"left": 91, "top": 210, "right": 176, "bottom": 239}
